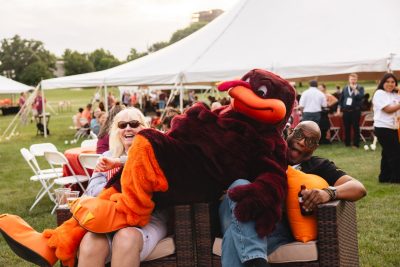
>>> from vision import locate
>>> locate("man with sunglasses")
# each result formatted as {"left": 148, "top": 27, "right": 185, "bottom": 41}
{"left": 220, "top": 121, "right": 367, "bottom": 267}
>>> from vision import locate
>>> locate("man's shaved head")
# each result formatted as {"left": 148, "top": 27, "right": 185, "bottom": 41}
{"left": 296, "top": 121, "right": 321, "bottom": 141}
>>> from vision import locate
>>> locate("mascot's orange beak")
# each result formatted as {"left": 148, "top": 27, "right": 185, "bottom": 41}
{"left": 228, "top": 85, "right": 286, "bottom": 124}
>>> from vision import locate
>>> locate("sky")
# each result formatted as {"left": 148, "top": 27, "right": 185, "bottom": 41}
{"left": 0, "top": 0, "right": 239, "bottom": 60}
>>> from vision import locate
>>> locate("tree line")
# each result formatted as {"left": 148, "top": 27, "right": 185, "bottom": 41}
{"left": 0, "top": 21, "right": 208, "bottom": 86}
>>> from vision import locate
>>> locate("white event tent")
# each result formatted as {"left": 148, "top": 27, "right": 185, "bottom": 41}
{"left": 41, "top": 0, "right": 400, "bottom": 91}
{"left": 0, "top": 75, "right": 32, "bottom": 94}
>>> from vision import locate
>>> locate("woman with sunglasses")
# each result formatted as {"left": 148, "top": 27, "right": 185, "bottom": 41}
{"left": 79, "top": 107, "right": 168, "bottom": 267}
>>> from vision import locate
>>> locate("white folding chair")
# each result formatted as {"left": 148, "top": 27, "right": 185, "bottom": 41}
{"left": 329, "top": 116, "right": 341, "bottom": 142}
{"left": 29, "top": 143, "right": 63, "bottom": 175}
{"left": 360, "top": 112, "right": 375, "bottom": 143}
{"left": 78, "top": 154, "right": 101, "bottom": 179}
{"left": 20, "top": 148, "right": 57, "bottom": 212}
{"left": 80, "top": 139, "right": 98, "bottom": 148}
{"left": 44, "top": 151, "right": 89, "bottom": 193}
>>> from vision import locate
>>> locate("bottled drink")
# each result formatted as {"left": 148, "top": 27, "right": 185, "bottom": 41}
{"left": 298, "top": 184, "right": 313, "bottom": 216}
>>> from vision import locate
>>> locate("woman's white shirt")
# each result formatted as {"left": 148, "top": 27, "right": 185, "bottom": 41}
{"left": 373, "top": 90, "right": 400, "bottom": 129}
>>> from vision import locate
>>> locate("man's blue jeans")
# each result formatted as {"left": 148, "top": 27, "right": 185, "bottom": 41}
{"left": 219, "top": 179, "right": 294, "bottom": 267}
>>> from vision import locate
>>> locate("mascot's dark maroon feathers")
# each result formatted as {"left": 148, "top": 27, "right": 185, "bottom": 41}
{"left": 136, "top": 69, "right": 296, "bottom": 236}
{"left": 0, "top": 69, "right": 295, "bottom": 267}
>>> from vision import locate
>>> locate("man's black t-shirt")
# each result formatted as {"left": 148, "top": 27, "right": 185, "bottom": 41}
{"left": 298, "top": 156, "right": 346, "bottom": 186}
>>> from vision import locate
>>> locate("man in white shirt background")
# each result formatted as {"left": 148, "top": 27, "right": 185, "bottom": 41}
{"left": 298, "top": 80, "right": 327, "bottom": 124}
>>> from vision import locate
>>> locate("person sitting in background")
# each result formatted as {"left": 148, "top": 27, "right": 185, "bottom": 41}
{"left": 74, "top": 108, "right": 84, "bottom": 129}
{"left": 90, "top": 108, "right": 102, "bottom": 136}
{"left": 219, "top": 121, "right": 366, "bottom": 267}
{"left": 80, "top": 107, "right": 168, "bottom": 267}
{"left": 361, "top": 93, "right": 372, "bottom": 111}
{"left": 96, "top": 103, "right": 124, "bottom": 154}
{"left": 331, "top": 85, "right": 342, "bottom": 112}
{"left": 98, "top": 101, "right": 106, "bottom": 112}
{"left": 81, "top": 104, "right": 92, "bottom": 126}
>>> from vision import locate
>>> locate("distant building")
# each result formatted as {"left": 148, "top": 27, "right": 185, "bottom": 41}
{"left": 53, "top": 60, "right": 65, "bottom": 77}
{"left": 191, "top": 9, "right": 224, "bottom": 23}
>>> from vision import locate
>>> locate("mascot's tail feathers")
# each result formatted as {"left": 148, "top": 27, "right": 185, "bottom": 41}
{"left": 0, "top": 214, "right": 58, "bottom": 267}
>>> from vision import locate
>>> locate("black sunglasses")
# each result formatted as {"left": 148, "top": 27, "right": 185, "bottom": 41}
{"left": 291, "top": 128, "right": 319, "bottom": 149}
{"left": 117, "top": 120, "right": 142, "bottom": 129}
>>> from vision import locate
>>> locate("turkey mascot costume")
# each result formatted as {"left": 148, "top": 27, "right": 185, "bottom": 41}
{"left": 0, "top": 69, "right": 295, "bottom": 267}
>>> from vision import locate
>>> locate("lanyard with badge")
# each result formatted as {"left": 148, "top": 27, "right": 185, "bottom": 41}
{"left": 346, "top": 85, "right": 355, "bottom": 106}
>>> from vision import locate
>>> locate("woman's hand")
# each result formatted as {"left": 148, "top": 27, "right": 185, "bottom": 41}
{"left": 95, "top": 157, "right": 121, "bottom": 172}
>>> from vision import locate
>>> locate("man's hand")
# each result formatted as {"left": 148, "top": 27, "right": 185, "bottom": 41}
{"left": 95, "top": 157, "right": 121, "bottom": 172}
{"left": 301, "top": 188, "right": 331, "bottom": 211}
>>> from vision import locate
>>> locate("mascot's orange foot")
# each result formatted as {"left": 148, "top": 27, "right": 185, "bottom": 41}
{"left": 0, "top": 214, "right": 58, "bottom": 267}
{"left": 71, "top": 197, "right": 132, "bottom": 233}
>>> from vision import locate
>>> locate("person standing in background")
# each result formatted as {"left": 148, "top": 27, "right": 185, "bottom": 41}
{"left": 318, "top": 84, "right": 338, "bottom": 144}
{"left": 336, "top": 73, "right": 364, "bottom": 148}
{"left": 372, "top": 73, "right": 400, "bottom": 183}
{"left": 18, "top": 92, "right": 26, "bottom": 108}
{"left": 33, "top": 90, "right": 46, "bottom": 115}
{"left": 298, "top": 80, "right": 327, "bottom": 124}
{"left": 107, "top": 92, "right": 116, "bottom": 110}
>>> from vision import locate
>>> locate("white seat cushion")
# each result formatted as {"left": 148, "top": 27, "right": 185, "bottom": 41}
{"left": 143, "top": 236, "right": 175, "bottom": 261}
{"left": 212, "top": 237, "right": 318, "bottom": 263}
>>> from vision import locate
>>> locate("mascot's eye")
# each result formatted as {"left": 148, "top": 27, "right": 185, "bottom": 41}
{"left": 256, "top": 85, "right": 268, "bottom": 97}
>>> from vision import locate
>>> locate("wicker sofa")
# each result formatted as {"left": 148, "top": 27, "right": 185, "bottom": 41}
{"left": 192, "top": 200, "right": 360, "bottom": 267}
{"left": 57, "top": 200, "right": 359, "bottom": 267}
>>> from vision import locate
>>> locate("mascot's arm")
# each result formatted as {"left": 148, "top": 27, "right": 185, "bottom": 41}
{"left": 110, "top": 135, "right": 169, "bottom": 226}
{"left": 229, "top": 139, "right": 288, "bottom": 237}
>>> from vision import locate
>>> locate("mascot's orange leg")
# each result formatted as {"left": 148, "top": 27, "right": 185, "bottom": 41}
{"left": 0, "top": 135, "right": 168, "bottom": 267}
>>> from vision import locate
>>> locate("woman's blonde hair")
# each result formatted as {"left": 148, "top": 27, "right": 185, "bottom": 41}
{"left": 109, "top": 107, "right": 149, "bottom": 157}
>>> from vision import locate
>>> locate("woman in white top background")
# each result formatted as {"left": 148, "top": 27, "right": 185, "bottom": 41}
{"left": 79, "top": 107, "right": 168, "bottom": 267}
{"left": 372, "top": 73, "right": 400, "bottom": 183}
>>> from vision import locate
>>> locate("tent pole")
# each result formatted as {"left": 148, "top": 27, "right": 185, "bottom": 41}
{"left": 179, "top": 80, "right": 184, "bottom": 113}
{"left": 388, "top": 53, "right": 394, "bottom": 73}
{"left": 104, "top": 84, "right": 109, "bottom": 112}
{"left": 40, "top": 83, "right": 47, "bottom": 138}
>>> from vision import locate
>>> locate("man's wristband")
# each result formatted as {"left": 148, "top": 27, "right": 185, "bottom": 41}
{"left": 322, "top": 186, "right": 337, "bottom": 201}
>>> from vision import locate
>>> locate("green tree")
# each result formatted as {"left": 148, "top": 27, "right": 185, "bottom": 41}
{"left": 169, "top": 21, "right": 208, "bottom": 44}
{"left": 0, "top": 35, "right": 56, "bottom": 85}
{"left": 147, "top": 41, "right": 169, "bottom": 53}
{"left": 126, "top": 48, "right": 147, "bottom": 62}
{"left": 63, "top": 49, "right": 95, "bottom": 75}
{"left": 19, "top": 61, "right": 54, "bottom": 85}
{"left": 89, "top": 49, "right": 121, "bottom": 71}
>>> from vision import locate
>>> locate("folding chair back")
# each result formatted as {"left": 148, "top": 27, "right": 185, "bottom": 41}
{"left": 360, "top": 112, "right": 375, "bottom": 142}
{"left": 29, "top": 143, "right": 63, "bottom": 175}
{"left": 20, "top": 148, "right": 57, "bottom": 211}
{"left": 329, "top": 116, "right": 341, "bottom": 142}
{"left": 44, "top": 151, "right": 89, "bottom": 193}
{"left": 78, "top": 154, "right": 101, "bottom": 178}
{"left": 81, "top": 139, "right": 98, "bottom": 148}
{"left": 44, "top": 151, "right": 69, "bottom": 166}
{"left": 30, "top": 143, "right": 58, "bottom": 156}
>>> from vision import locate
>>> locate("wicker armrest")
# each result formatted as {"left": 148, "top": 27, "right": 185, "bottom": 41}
{"left": 173, "top": 205, "right": 196, "bottom": 267}
{"left": 317, "top": 200, "right": 359, "bottom": 267}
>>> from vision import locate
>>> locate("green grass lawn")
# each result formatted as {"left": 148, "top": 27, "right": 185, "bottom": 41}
{"left": 0, "top": 87, "right": 399, "bottom": 266}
